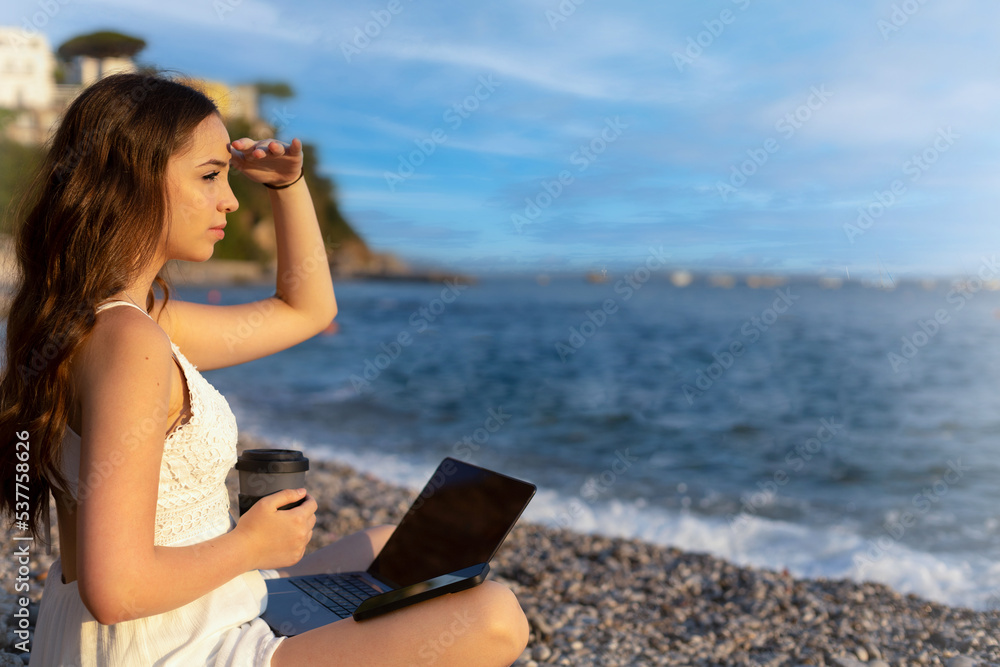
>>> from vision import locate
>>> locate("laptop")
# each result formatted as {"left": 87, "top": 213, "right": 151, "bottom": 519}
{"left": 260, "top": 457, "right": 536, "bottom": 633}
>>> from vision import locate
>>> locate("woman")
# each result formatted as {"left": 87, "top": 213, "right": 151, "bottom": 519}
{"left": 0, "top": 73, "right": 528, "bottom": 666}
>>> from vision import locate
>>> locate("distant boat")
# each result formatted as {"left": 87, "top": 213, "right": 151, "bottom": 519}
{"left": 819, "top": 277, "right": 843, "bottom": 289}
{"left": 670, "top": 270, "right": 693, "bottom": 288}
{"left": 708, "top": 274, "right": 736, "bottom": 289}
{"left": 745, "top": 275, "right": 786, "bottom": 289}
{"left": 585, "top": 270, "right": 609, "bottom": 284}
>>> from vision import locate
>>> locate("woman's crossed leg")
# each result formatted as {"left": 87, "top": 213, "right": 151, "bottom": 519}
{"left": 270, "top": 526, "right": 530, "bottom": 666}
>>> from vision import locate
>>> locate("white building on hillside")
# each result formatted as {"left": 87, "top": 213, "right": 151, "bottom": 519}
{"left": 64, "top": 54, "right": 135, "bottom": 86}
{"left": 0, "top": 28, "right": 259, "bottom": 146}
{"left": 0, "top": 27, "right": 140, "bottom": 144}
{"left": 0, "top": 27, "right": 56, "bottom": 109}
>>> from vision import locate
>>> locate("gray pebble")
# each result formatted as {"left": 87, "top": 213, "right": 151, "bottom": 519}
{"left": 946, "top": 658, "right": 979, "bottom": 667}
{"left": 831, "top": 658, "right": 867, "bottom": 667}
{"left": 531, "top": 645, "right": 551, "bottom": 661}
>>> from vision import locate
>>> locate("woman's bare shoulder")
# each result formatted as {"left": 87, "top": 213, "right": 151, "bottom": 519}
{"left": 72, "top": 305, "right": 174, "bottom": 388}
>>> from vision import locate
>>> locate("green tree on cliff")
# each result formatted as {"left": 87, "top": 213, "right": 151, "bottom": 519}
{"left": 57, "top": 31, "right": 147, "bottom": 60}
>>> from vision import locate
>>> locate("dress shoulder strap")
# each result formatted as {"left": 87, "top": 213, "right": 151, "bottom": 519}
{"left": 95, "top": 299, "right": 179, "bottom": 361}
{"left": 96, "top": 299, "right": 152, "bottom": 318}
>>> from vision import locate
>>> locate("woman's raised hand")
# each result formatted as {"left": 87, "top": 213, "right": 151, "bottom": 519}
{"left": 235, "top": 488, "right": 317, "bottom": 570}
{"left": 228, "top": 137, "right": 304, "bottom": 188}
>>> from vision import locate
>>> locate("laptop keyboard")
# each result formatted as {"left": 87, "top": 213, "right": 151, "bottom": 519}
{"left": 289, "top": 573, "right": 383, "bottom": 619}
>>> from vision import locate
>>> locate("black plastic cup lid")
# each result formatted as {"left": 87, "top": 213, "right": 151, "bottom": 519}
{"left": 236, "top": 449, "right": 309, "bottom": 473}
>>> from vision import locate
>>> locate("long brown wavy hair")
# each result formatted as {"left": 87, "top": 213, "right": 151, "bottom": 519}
{"left": 0, "top": 72, "right": 219, "bottom": 543}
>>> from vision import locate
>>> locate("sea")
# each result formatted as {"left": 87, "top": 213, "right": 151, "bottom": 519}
{"left": 171, "top": 276, "right": 999, "bottom": 610}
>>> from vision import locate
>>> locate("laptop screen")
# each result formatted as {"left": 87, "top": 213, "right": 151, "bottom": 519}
{"left": 368, "top": 457, "right": 536, "bottom": 588}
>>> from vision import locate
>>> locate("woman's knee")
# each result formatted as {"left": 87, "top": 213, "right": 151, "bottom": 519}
{"left": 465, "top": 581, "right": 529, "bottom": 661}
{"left": 364, "top": 524, "right": 395, "bottom": 554}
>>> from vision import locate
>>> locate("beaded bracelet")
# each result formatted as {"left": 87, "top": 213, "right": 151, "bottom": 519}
{"left": 264, "top": 168, "right": 305, "bottom": 190}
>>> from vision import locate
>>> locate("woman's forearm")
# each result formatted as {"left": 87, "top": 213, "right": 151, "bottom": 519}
{"left": 86, "top": 530, "right": 255, "bottom": 624}
{"left": 96, "top": 488, "right": 316, "bottom": 624}
{"left": 268, "top": 178, "right": 337, "bottom": 327}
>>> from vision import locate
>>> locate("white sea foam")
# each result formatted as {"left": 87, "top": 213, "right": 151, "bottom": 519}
{"left": 524, "top": 489, "right": 1000, "bottom": 611}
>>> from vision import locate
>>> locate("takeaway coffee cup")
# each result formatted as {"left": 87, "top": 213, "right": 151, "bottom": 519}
{"left": 236, "top": 449, "right": 309, "bottom": 515}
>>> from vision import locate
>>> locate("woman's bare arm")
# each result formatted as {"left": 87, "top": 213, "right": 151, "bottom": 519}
{"left": 154, "top": 138, "right": 336, "bottom": 372}
{"left": 75, "top": 310, "right": 315, "bottom": 624}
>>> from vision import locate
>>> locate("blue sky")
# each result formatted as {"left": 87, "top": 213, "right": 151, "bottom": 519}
{"left": 7, "top": 0, "right": 1000, "bottom": 279}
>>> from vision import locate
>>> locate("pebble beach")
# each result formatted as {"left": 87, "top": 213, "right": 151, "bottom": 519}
{"left": 2, "top": 434, "right": 998, "bottom": 666}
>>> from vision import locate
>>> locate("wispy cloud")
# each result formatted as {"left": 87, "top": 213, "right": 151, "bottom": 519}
{"left": 371, "top": 41, "right": 631, "bottom": 101}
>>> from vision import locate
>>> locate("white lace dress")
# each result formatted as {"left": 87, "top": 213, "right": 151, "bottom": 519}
{"left": 30, "top": 300, "right": 286, "bottom": 667}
